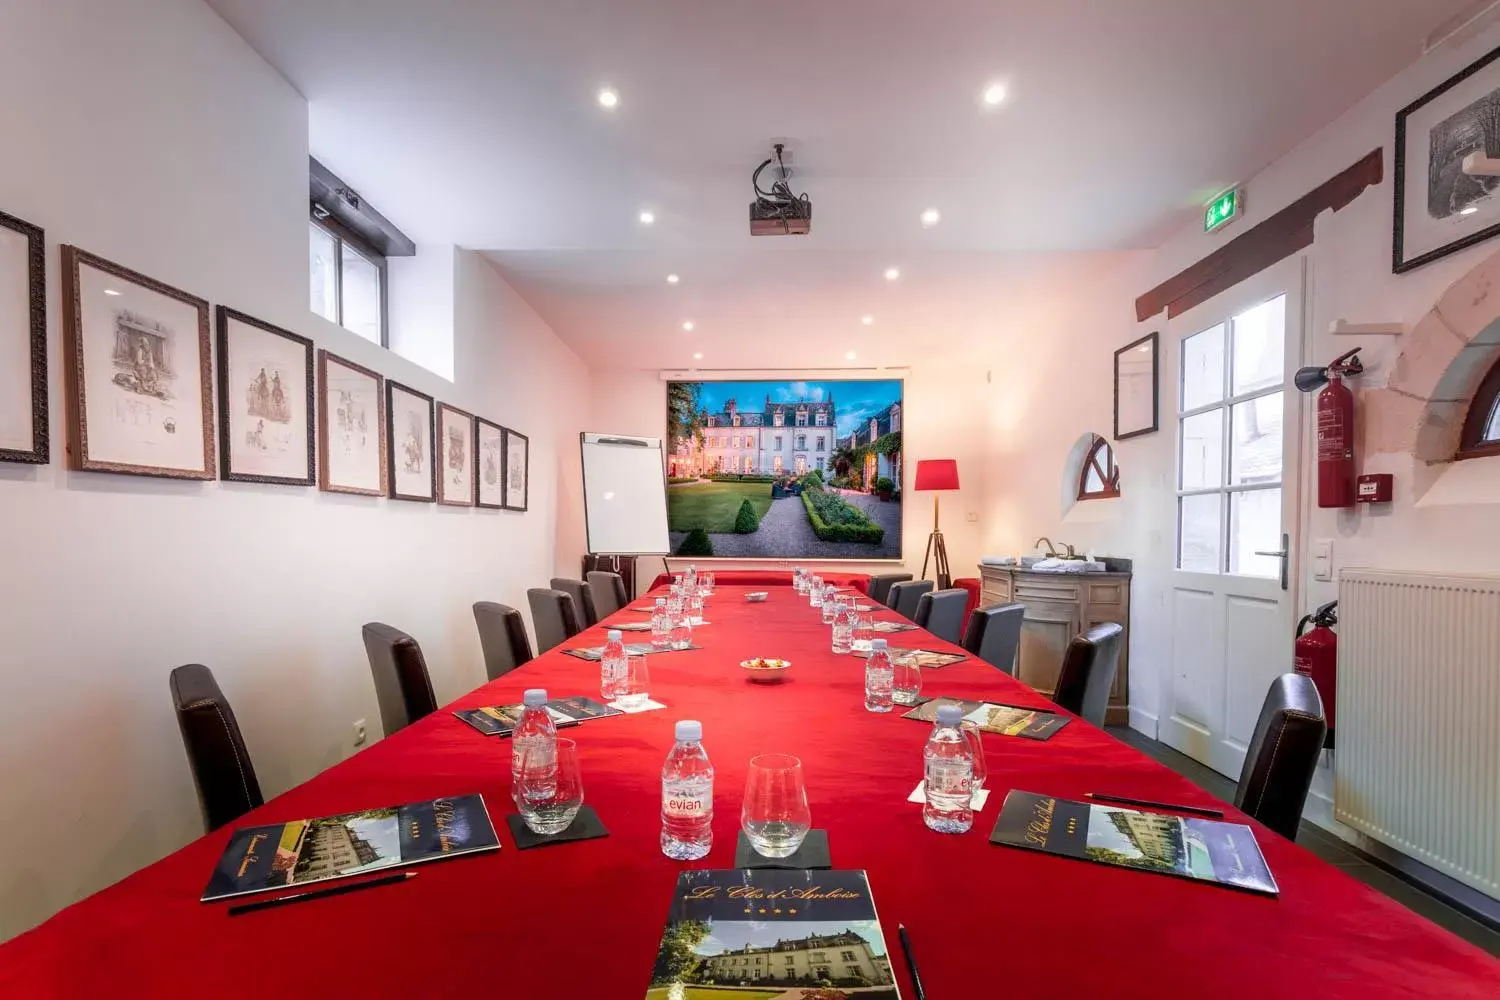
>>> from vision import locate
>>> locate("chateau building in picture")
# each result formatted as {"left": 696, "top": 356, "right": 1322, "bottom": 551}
{"left": 697, "top": 928, "right": 895, "bottom": 988}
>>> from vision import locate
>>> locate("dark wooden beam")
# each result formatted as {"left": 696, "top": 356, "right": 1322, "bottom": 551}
{"left": 310, "top": 157, "right": 416, "bottom": 258}
{"left": 1136, "top": 148, "right": 1383, "bottom": 322}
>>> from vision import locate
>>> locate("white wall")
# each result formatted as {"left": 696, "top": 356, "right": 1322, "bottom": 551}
{"left": 0, "top": 0, "right": 587, "bottom": 941}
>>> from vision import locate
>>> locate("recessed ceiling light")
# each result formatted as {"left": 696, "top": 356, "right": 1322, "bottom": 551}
{"left": 1461, "top": 205, "right": 1480, "bottom": 216}
{"left": 693, "top": 352, "right": 703, "bottom": 360}
{"left": 982, "top": 82, "right": 1007, "bottom": 107}
{"left": 682, "top": 320, "right": 695, "bottom": 332}
{"left": 103, "top": 289, "right": 121, "bottom": 296}
{"left": 667, "top": 273, "right": 680, "bottom": 284}
{"left": 639, "top": 210, "right": 656, "bottom": 225}
{"left": 597, "top": 87, "right": 619, "bottom": 109}
{"left": 920, "top": 208, "right": 941, "bottom": 228}
{"left": 884, "top": 267, "right": 900, "bottom": 281}
{"left": 845, "top": 351, "right": 857, "bottom": 361}
{"left": 861, "top": 315, "right": 874, "bottom": 325}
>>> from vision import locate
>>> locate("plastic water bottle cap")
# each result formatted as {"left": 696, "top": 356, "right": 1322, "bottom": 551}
{"left": 523, "top": 688, "right": 548, "bottom": 707}
{"left": 607, "top": 629, "right": 622, "bottom": 642}
{"left": 675, "top": 720, "right": 703, "bottom": 742}
{"left": 872, "top": 638, "right": 888, "bottom": 650}
{"left": 935, "top": 704, "right": 964, "bottom": 725}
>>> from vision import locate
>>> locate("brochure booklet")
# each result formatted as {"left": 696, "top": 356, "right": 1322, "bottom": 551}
{"left": 565, "top": 641, "right": 700, "bottom": 660}
{"left": 454, "top": 695, "right": 621, "bottom": 736}
{"left": 852, "top": 647, "right": 966, "bottom": 668}
{"left": 202, "top": 794, "right": 500, "bottom": 902}
{"left": 990, "top": 790, "right": 1278, "bottom": 896}
{"left": 646, "top": 869, "right": 902, "bottom": 998}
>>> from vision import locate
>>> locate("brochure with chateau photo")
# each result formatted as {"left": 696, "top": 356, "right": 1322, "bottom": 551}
{"left": 565, "top": 641, "right": 700, "bottom": 661}
{"left": 201, "top": 794, "right": 500, "bottom": 902}
{"left": 852, "top": 647, "right": 966, "bottom": 668}
{"left": 454, "top": 696, "right": 621, "bottom": 736}
{"left": 901, "top": 698, "right": 1068, "bottom": 740}
{"left": 645, "top": 869, "right": 901, "bottom": 998}
{"left": 991, "top": 791, "right": 1278, "bottom": 896}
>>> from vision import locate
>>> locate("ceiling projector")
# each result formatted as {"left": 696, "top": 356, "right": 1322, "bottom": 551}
{"left": 750, "top": 143, "right": 811, "bottom": 236}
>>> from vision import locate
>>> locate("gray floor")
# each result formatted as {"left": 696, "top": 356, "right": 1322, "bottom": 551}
{"left": 1106, "top": 725, "right": 1500, "bottom": 957}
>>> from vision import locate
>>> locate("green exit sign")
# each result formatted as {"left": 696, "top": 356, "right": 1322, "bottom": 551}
{"left": 1205, "top": 187, "right": 1241, "bottom": 232}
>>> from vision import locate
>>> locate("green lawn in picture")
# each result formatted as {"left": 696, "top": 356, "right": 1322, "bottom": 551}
{"left": 643, "top": 989, "right": 783, "bottom": 1000}
{"left": 667, "top": 481, "right": 773, "bottom": 533}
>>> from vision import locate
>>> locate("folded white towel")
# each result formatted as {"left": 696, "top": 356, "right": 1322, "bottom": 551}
{"left": 980, "top": 555, "right": 1017, "bottom": 567}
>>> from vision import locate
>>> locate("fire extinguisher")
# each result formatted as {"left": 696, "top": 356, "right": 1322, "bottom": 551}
{"left": 1294, "top": 600, "right": 1337, "bottom": 748}
{"left": 1297, "top": 347, "right": 1364, "bottom": 508}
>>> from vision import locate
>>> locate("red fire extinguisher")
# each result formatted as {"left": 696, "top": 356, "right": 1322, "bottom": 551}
{"left": 1294, "top": 600, "right": 1337, "bottom": 748}
{"left": 1305, "top": 348, "right": 1364, "bottom": 508}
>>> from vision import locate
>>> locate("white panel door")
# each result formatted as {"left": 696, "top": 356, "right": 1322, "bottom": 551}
{"left": 1162, "top": 258, "right": 1305, "bottom": 780}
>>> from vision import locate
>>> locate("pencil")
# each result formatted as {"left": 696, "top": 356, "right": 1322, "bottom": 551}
{"left": 227, "top": 870, "right": 418, "bottom": 916}
{"left": 898, "top": 923, "right": 927, "bottom": 1000}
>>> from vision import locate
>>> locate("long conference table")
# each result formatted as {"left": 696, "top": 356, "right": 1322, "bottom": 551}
{"left": 3, "top": 580, "right": 1498, "bottom": 997}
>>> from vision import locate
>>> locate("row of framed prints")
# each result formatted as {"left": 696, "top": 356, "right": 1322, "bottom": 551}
{"left": 0, "top": 208, "right": 528, "bottom": 510}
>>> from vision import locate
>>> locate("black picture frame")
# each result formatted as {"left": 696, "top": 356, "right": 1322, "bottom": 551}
{"left": 474, "top": 415, "right": 506, "bottom": 510}
{"left": 385, "top": 378, "right": 436, "bottom": 503}
{"left": 215, "top": 307, "right": 315, "bottom": 486}
{"left": 1113, "top": 331, "right": 1159, "bottom": 441}
{"left": 0, "top": 208, "right": 46, "bottom": 464}
{"left": 1394, "top": 44, "right": 1500, "bottom": 273}
{"left": 502, "top": 426, "right": 529, "bottom": 512}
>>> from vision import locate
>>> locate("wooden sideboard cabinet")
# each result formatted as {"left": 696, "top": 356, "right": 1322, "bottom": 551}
{"left": 978, "top": 562, "right": 1132, "bottom": 725}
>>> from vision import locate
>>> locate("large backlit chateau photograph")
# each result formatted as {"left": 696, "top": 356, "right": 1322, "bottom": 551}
{"left": 665, "top": 379, "right": 903, "bottom": 560}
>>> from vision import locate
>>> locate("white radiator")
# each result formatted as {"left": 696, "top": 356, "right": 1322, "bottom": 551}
{"left": 1336, "top": 569, "right": 1500, "bottom": 900}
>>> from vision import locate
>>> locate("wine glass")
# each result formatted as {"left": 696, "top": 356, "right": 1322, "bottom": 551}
{"left": 742, "top": 754, "right": 812, "bottom": 858}
{"left": 960, "top": 720, "right": 988, "bottom": 795}
{"left": 518, "top": 737, "right": 584, "bottom": 835}
{"left": 616, "top": 653, "right": 651, "bottom": 709}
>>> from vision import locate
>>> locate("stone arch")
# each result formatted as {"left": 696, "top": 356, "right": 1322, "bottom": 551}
{"left": 1366, "top": 248, "right": 1500, "bottom": 462}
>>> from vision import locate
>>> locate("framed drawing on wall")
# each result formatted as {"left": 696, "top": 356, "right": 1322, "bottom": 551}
{"left": 386, "top": 379, "right": 435, "bottom": 502}
{"left": 502, "top": 426, "right": 529, "bottom": 512}
{"left": 1395, "top": 44, "right": 1500, "bottom": 272}
{"left": 317, "top": 349, "right": 386, "bottom": 497}
{"left": 216, "top": 307, "right": 314, "bottom": 486}
{"left": 475, "top": 416, "right": 505, "bottom": 509}
{"left": 1114, "top": 331, "right": 1159, "bottom": 440}
{"left": 436, "top": 402, "right": 475, "bottom": 507}
{"left": 0, "top": 208, "right": 46, "bottom": 464}
{"left": 61, "top": 245, "right": 214, "bottom": 479}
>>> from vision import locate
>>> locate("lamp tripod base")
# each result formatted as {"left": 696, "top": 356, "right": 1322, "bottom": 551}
{"left": 921, "top": 530, "right": 952, "bottom": 590}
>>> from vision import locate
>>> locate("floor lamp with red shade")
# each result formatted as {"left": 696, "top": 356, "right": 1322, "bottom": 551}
{"left": 914, "top": 459, "right": 959, "bottom": 589}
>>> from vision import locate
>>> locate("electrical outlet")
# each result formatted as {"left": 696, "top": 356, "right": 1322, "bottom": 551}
{"left": 353, "top": 719, "right": 367, "bottom": 747}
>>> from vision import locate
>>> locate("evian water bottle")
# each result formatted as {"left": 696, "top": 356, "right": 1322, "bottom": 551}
{"left": 661, "top": 720, "right": 713, "bottom": 860}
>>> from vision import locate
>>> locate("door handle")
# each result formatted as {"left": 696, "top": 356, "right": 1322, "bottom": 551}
{"left": 1253, "top": 532, "right": 1290, "bottom": 590}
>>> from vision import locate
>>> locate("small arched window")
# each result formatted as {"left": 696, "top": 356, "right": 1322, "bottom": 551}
{"left": 1077, "top": 434, "right": 1121, "bottom": 500}
{"left": 1458, "top": 357, "right": 1500, "bottom": 460}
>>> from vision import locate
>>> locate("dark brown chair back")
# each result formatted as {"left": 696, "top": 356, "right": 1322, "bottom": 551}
{"left": 914, "top": 588, "right": 969, "bottom": 645}
{"left": 550, "top": 577, "right": 597, "bottom": 628}
{"left": 586, "top": 571, "right": 629, "bottom": 619}
{"left": 473, "top": 602, "right": 534, "bottom": 682}
{"left": 889, "top": 580, "right": 935, "bottom": 620}
{"left": 1234, "top": 673, "right": 1327, "bottom": 840}
{"left": 962, "top": 603, "right": 1025, "bottom": 674}
{"left": 868, "top": 573, "right": 914, "bottom": 607}
{"left": 170, "top": 664, "right": 264, "bottom": 832}
{"left": 1050, "top": 623, "right": 1124, "bottom": 726}
{"left": 361, "top": 623, "right": 438, "bottom": 737}
{"left": 528, "top": 588, "right": 582, "bottom": 653}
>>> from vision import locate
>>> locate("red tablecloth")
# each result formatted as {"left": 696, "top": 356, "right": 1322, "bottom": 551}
{"left": 2, "top": 586, "right": 1496, "bottom": 997}
{"left": 649, "top": 570, "right": 870, "bottom": 594}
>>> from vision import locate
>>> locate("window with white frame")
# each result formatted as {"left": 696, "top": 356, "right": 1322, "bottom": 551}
{"left": 1177, "top": 294, "right": 1286, "bottom": 577}
{"left": 816, "top": 411, "right": 826, "bottom": 426}
{"left": 796, "top": 409, "right": 808, "bottom": 426}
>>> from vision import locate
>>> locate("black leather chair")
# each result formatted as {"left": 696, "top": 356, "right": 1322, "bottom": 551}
{"left": 1234, "top": 673, "right": 1327, "bottom": 840}
{"left": 169, "top": 664, "right": 264, "bottom": 832}
{"left": 1050, "top": 622, "right": 1124, "bottom": 726}
{"left": 473, "top": 602, "right": 534, "bottom": 682}
{"left": 868, "top": 573, "right": 913, "bottom": 608}
{"left": 962, "top": 603, "right": 1025, "bottom": 675}
{"left": 362, "top": 623, "right": 438, "bottom": 737}
{"left": 888, "top": 580, "right": 935, "bottom": 621}
{"left": 550, "top": 577, "right": 598, "bottom": 628}
{"left": 529, "top": 587, "right": 583, "bottom": 653}
{"left": 913, "top": 588, "right": 969, "bottom": 645}
{"left": 586, "top": 570, "right": 629, "bottom": 619}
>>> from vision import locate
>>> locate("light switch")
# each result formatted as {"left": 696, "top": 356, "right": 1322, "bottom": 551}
{"left": 965, "top": 511, "right": 978, "bottom": 522}
{"left": 1312, "top": 539, "right": 1333, "bottom": 582}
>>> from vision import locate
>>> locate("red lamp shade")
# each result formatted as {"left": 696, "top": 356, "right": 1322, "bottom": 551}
{"left": 914, "top": 459, "right": 960, "bottom": 492}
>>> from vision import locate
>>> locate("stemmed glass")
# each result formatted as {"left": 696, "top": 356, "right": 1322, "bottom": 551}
{"left": 742, "top": 754, "right": 812, "bottom": 858}
{"left": 517, "top": 737, "right": 584, "bottom": 835}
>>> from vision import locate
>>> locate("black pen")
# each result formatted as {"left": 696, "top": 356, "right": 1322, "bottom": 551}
{"left": 1086, "top": 793, "right": 1225, "bottom": 818}
{"left": 227, "top": 870, "right": 418, "bottom": 916}
{"left": 898, "top": 924, "right": 927, "bottom": 1000}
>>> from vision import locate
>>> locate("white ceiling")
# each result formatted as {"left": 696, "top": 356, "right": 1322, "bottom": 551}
{"left": 210, "top": 0, "right": 1476, "bottom": 366}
